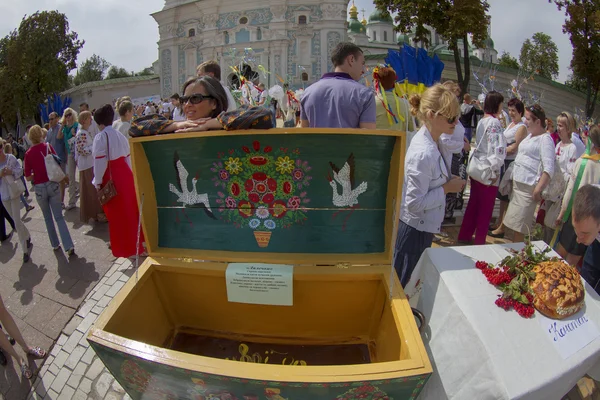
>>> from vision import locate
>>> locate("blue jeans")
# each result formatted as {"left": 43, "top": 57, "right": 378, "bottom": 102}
{"left": 34, "top": 181, "right": 74, "bottom": 250}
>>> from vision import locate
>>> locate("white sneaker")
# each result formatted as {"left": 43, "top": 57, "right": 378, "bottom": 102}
{"left": 65, "top": 204, "right": 76, "bottom": 211}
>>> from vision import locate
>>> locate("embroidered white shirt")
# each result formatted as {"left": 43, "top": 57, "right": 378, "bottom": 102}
{"left": 92, "top": 126, "right": 131, "bottom": 188}
{"left": 512, "top": 133, "right": 555, "bottom": 186}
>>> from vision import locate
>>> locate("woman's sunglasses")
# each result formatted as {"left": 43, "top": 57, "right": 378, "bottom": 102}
{"left": 180, "top": 94, "right": 214, "bottom": 105}
{"left": 440, "top": 114, "right": 458, "bottom": 124}
{"left": 65, "top": 113, "right": 72, "bottom": 118}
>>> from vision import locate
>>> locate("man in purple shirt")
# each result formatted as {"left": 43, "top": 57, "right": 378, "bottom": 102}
{"left": 300, "top": 42, "right": 376, "bottom": 129}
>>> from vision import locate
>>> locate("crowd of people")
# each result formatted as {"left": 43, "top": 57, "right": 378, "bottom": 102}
{"left": 1, "top": 40, "right": 599, "bottom": 378}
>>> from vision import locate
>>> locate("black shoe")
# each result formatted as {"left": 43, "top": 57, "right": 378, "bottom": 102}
{"left": 66, "top": 248, "right": 75, "bottom": 258}
{"left": 23, "top": 253, "right": 30, "bottom": 263}
{"left": 0, "top": 350, "right": 6, "bottom": 366}
{"left": 26, "top": 238, "right": 32, "bottom": 249}
{"left": 488, "top": 231, "right": 505, "bottom": 239}
{"left": 8, "top": 336, "right": 15, "bottom": 346}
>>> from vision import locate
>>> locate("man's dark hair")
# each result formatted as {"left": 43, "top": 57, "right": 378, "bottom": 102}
{"left": 573, "top": 184, "right": 600, "bottom": 223}
{"left": 483, "top": 91, "right": 504, "bottom": 115}
{"left": 170, "top": 93, "right": 180, "bottom": 100}
{"left": 331, "top": 42, "right": 363, "bottom": 68}
{"left": 94, "top": 104, "right": 115, "bottom": 127}
{"left": 80, "top": 102, "right": 89, "bottom": 110}
{"left": 197, "top": 60, "right": 221, "bottom": 80}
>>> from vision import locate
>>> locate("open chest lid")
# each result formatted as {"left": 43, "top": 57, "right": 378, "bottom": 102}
{"left": 130, "top": 128, "right": 406, "bottom": 266}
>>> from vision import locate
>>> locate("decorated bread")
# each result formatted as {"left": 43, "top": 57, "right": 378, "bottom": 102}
{"left": 530, "top": 261, "right": 585, "bottom": 319}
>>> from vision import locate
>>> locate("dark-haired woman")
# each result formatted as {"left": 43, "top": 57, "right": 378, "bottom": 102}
{"left": 489, "top": 98, "right": 528, "bottom": 238}
{"left": 130, "top": 76, "right": 273, "bottom": 136}
{"left": 504, "top": 104, "right": 555, "bottom": 243}
{"left": 92, "top": 104, "right": 144, "bottom": 258}
{"left": 457, "top": 91, "right": 507, "bottom": 245}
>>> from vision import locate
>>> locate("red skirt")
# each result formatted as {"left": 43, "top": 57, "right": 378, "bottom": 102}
{"left": 102, "top": 157, "right": 145, "bottom": 257}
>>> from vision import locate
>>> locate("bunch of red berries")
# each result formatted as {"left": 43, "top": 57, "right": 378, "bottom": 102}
{"left": 476, "top": 261, "right": 513, "bottom": 286}
{"left": 494, "top": 296, "right": 535, "bottom": 318}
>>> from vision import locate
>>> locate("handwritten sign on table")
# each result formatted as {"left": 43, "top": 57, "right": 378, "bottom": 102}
{"left": 539, "top": 311, "right": 600, "bottom": 359}
{"left": 226, "top": 263, "right": 293, "bottom": 306}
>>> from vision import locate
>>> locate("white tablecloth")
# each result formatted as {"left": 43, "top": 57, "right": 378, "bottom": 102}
{"left": 406, "top": 241, "right": 600, "bottom": 400}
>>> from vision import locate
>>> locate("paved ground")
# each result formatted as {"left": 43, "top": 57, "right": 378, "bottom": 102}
{"left": 0, "top": 195, "right": 115, "bottom": 399}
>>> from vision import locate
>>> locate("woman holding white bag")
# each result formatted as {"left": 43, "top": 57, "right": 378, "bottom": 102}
{"left": 0, "top": 140, "right": 32, "bottom": 263}
{"left": 24, "top": 125, "right": 75, "bottom": 258}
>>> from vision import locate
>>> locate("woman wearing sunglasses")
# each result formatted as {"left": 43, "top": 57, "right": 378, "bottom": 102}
{"left": 458, "top": 91, "right": 507, "bottom": 245}
{"left": 503, "top": 104, "right": 555, "bottom": 243}
{"left": 394, "top": 84, "right": 466, "bottom": 286}
{"left": 130, "top": 76, "right": 273, "bottom": 137}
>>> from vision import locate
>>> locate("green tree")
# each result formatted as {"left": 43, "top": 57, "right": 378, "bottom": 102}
{"left": 135, "top": 67, "right": 155, "bottom": 76}
{"left": 73, "top": 54, "right": 110, "bottom": 86}
{"left": 565, "top": 72, "right": 587, "bottom": 92}
{"left": 106, "top": 66, "right": 131, "bottom": 79}
{"left": 519, "top": 32, "right": 560, "bottom": 80}
{"left": 374, "top": 0, "right": 491, "bottom": 96}
{"left": 0, "top": 11, "right": 84, "bottom": 124}
{"left": 551, "top": 0, "right": 600, "bottom": 118}
{"left": 498, "top": 51, "right": 520, "bottom": 70}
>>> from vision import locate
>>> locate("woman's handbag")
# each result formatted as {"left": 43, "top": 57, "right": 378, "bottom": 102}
{"left": 44, "top": 144, "right": 66, "bottom": 183}
{"left": 5, "top": 174, "right": 25, "bottom": 200}
{"left": 97, "top": 132, "right": 117, "bottom": 206}
{"left": 498, "top": 162, "right": 514, "bottom": 197}
{"left": 466, "top": 119, "right": 496, "bottom": 185}
{"left": 538, "top": 139, "right": 566, "bottom": 202}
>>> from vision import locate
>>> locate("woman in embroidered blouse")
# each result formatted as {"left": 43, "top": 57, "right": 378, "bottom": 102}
{"left": 489, "top": 98, "right": 527, "bottom": 238}
{"left": 0, "top": 140, "right": 31, "bottom": 263}
{"left": 504, "top": 104, "right": 555, "bottom": 243}
{"left": 394, "top": 84, "right": 466, "bottom": 286}
{"left": 458, "top": 91, "right": 507, "bottom": 245}
{"left": 60, "top": 108, "right": 79, "bottom": 210}
{"left": 76, "top": 112, "right": 105, "bottom": 224}
{"left": 92, "top": 104, "right": 144, "bottom": 258}
{"left": 129, "top": 76, "right": 273, "bottom": 137}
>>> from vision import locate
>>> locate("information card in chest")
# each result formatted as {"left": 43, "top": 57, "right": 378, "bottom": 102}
{"left": 226, "top": 263, "right": 293, "bottom": 306}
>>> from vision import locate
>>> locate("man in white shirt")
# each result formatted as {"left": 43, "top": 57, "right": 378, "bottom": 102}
{"left": 572, "top": 184, "right": 600, "bottom": 293}
{"left": 257, "top": 83, "right": 268, "bottom": 106}
{"left": 196, "top": 60, "right": 237, "bottom": 112}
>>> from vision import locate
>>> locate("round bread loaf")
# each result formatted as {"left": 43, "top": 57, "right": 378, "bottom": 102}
{"left": 530, "top": 260, "right": 585, "bottom": 319}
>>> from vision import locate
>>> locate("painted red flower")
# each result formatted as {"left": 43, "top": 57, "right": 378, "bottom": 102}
{"left": 283, "top": 181, "right": 292, "bottom": 194}
{"left": 242, "top": 146, "right": 251, "bottom": 153}
{"left": 250, "top": 156, "right": 268, "bottom": 166}
{"left": 267, "top": 178, "right": 277, "bottom": 191}
{"left": 253, "top": 140, "right": 260, "bottom": 151}
{"left": 264, "top": 146, "right": 272, "bottom": 153}
{"left": 253, "top": 172, "right": 267, "bottom": 181}
{"left": 255, "top": 182, "right": 267, "bottom": 193}
{"left": 225, "top": 197, "right": 237, "bottom": 208}
{"left": 249, "top": 193, "right": 260, "bottom": 203}
{"left": 262, "top": 193, "right": 274, "bottom": 204}
{"left": 244, "top": 179, "right": 254, "bottom": 192}
{"left": 287, "top": 196, "right": 301, "bottom": 209}
{"left": 270, "top": 200, "right": 287, "bottom": 218}
{"left": 231, "top": 182, "right": 241, "bottom": 196}
{"left": 238, "top": 201, "right": 254, "bottom": 218}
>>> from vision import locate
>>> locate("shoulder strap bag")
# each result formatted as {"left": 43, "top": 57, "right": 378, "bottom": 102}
{"left": 97, "top": 132, "right": 118, "bottom": 206}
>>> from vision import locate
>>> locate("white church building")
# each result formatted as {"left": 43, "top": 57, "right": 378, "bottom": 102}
{"left": 150, "top": 0, "right": 498, "bottom": 97}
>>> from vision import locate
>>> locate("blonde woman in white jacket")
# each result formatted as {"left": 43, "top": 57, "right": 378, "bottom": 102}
{"left": 394, "top": 84, "right": 466, "bottom": 286}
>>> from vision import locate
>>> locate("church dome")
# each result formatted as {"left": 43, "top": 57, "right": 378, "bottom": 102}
{"left": 369, "top": 9, "right": 393, "bottom": 23}
{"left": 348, "top": 18, "right": 366, "bottom": 34}
{"left": 397, "top": 32, "right": 410, "bottom": 45}
{"left": 485, "top": 36, "right": 495, "bottom": 49}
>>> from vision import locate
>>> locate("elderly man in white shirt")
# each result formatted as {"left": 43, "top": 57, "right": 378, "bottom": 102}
{"left": 196, "top": 60, "right": 237, "bottom": 112}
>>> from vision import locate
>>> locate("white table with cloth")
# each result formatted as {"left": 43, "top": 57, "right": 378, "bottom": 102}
{"left": 404, "top": 241, "right": 600, "bottom": 400}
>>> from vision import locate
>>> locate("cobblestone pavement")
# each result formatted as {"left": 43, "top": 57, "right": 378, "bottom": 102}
{"left": 26, "top": 258, "right": 138, "bottom": 400}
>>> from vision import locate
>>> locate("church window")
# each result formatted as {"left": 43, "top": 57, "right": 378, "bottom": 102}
{"left": 373, "top": 31, "right": 377, "bottom": 41}
{"left": 299, "top": 15, "right": 307, "bottom": 25}
{"left": 384, "top": 31, "right": 388, "bottom": 42}
{"left": 239, "top": 16, "right": 248, "bottom": 25}
{"left": 224, "top": 31, "right": 229, "bottom": 44}
{"left": 189, "top": 29, "right": 195, "bottom": 37}
{"left": 257, "top": 27, "right": 262, "bottom": 40}
{"left": 302, "top": 72, "right": 308, "bottom": 81}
